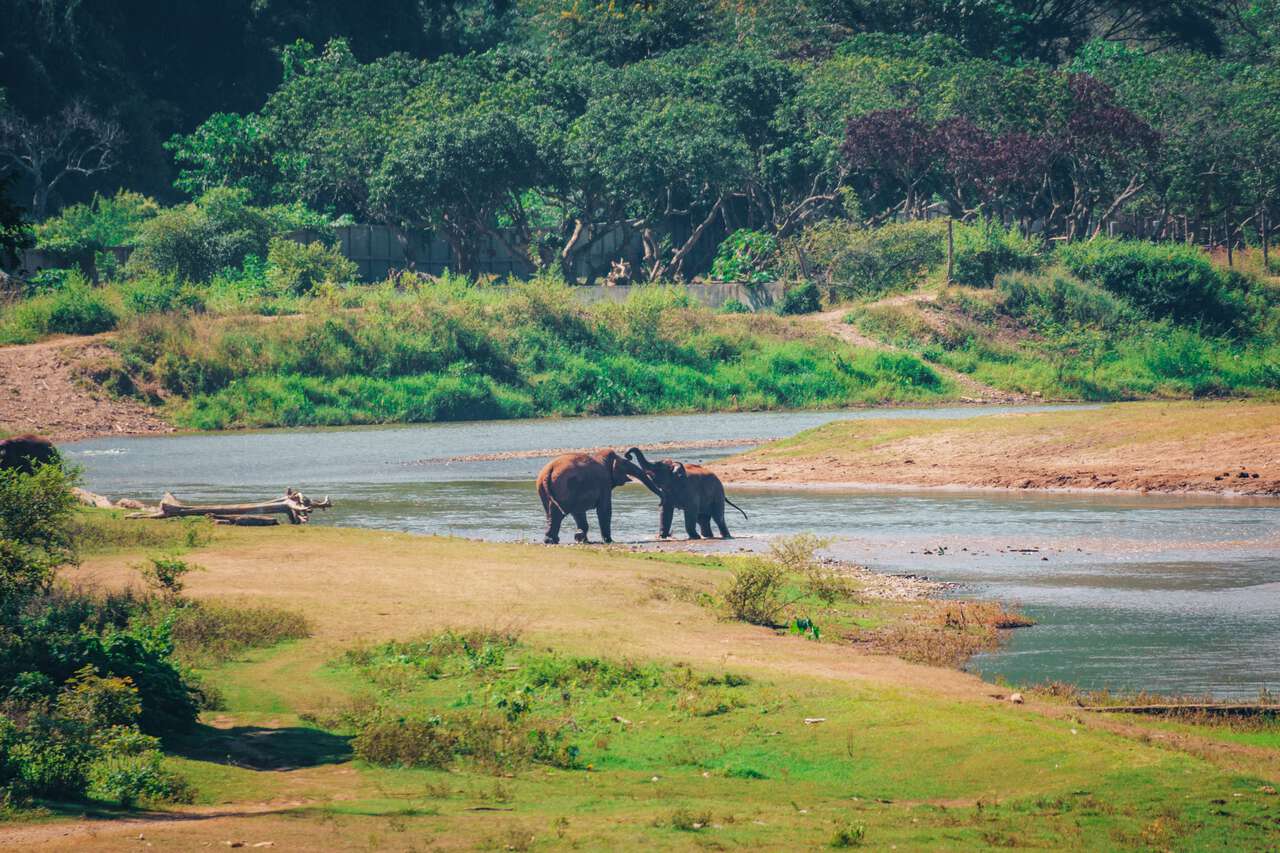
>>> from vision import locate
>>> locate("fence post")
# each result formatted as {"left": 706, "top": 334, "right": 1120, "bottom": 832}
{"left": 946, "top": 218, "right": 954, "bottom": 285}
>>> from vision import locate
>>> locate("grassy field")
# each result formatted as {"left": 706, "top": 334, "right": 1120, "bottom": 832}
{"left": 7, "top": 521, "right": 1275, "bottom": 850}
{"left": 715, "top": 400, "right": 1280, "bottom": 496}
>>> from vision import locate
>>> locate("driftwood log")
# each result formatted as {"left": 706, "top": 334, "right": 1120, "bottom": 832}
{"left": 127, "top": 489, "right": 332, "bottom": 524}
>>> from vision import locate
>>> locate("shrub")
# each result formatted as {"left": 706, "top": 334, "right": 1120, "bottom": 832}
{"left": 951, "top": 220, "right": 1041, "bottom": 287}
{"left": 770, "top": 534, "right": 852, "bottom": 604}
{"left": 137, "top": 556, "right": 199, "bottom": 598}
{"left": 668, "top": 808, "right": 712, "bottom": 831}
{"left": 34, "top": 191, "right": 159, "bottom": 261}
{"left": 1057, "top": 238, "right": 1251, "bottom": 333}
{"left": 722, "top": 560, "right": 789, "bottom": 625}
{"left": 45, "top": 278, "right": 118, "bottom": 335}
{"left": 719, "top": 297, "right": 750, "bottom": 314}
{"left": 710, "top": 229, "right": 777, "bottom": 283}
{"left": 777, "top": 220, "right": 945, "bottom": 301}
{"left": 266, "top": 237, "right": 358, "bottom": 295}
{"left": 352, "top": 715, "right": 457, "bottom": 768}
{"left": 0, "top": 462, "right": 78, "bottom": 617}
{"left": 831, "top": 821, "right": 867, "bottom": 847}
{"left": 128, "top": 188, "right": 326, "bottom": 282}
{"left": 779, "top": 281, "right": 822, "bottom": 315}
{"left": 994, "top": 271, "right": 1133, "bottom": 330}
{"left": 120, "top": 275, "right": 205, "bottom": 316}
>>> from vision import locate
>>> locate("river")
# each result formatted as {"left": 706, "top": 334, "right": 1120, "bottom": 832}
{"left": 66, "top": 405, "right": 1280, "bottom": 699}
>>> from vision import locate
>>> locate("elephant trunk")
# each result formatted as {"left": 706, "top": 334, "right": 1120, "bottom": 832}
{"left": 625, "top": 447, "right": 653, "bottom": 470}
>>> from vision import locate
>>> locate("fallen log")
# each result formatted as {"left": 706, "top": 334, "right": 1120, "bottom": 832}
{"left": 210, "top": 514, "right": 280, "bottom": 526}
{"left": 127, "top": 489, "right": 332, "bottom": 524}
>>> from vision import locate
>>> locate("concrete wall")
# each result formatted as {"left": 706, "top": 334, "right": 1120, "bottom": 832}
{"left": 572, "top": 280, "right": 785, "bottom": 311}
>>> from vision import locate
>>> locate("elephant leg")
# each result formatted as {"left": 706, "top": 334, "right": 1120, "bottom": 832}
{"left": 544, "top": 505, "right": 565, "bottom": 544}
{"left": 683, "top": 507, "right": 701, "bottom": 539}
{"left": 697, "top": 513, "right": 713, "bottom": 538}
{"left": 659, "top": 503, "right": 675, "bottom": 539}
{"left": 714, "top": 504, "right": 732, "bottom": 539}
{"left": 572, "top": 510, "right": 590, "bottom": 543}
{"left": 596, "top": 495, "right": 613, "bottom": 543}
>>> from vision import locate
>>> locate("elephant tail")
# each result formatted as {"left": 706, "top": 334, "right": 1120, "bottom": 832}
{"left": 539, "top": 480, "right": 567, "bottom": 515}
{"left": 725, "top": 496, "right": 748, "bottom": 520}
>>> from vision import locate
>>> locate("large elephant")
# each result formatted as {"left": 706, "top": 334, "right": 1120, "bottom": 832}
{"left": 0, "top": 434, "right": 60, "bottom": 474}
{"left": 536, "top": 449, "right": 661, "bottom": 544}
{"left": 625, "top": 448, "right": 747, "bottom": 540}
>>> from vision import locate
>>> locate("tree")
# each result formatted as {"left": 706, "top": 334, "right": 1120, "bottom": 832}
{"left": 0, "top": 175, "right": 34, "bottom": 269}
{"left": 0, "top": 103, "right": 124, "bottom": 218}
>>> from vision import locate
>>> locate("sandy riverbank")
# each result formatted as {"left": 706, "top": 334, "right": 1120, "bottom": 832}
{"left": 712, "top": 401, "right": 1280, "bottom": 498}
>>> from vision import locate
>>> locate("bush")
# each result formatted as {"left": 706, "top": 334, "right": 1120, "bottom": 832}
{"left": 1057, "top": 238, "right": 1252, "bottom": 333}
{"left": 777, "top": 220, "right": 945, "bottom": 301}
{"left": 169, "top": 600, "right": 310, "bottom": 665}
{"left": 710, "top": 229, "right": 777, "bottom": 283}
{"left": 951, "top": 220, "right": 1041, "bottom": 287}
{"left": 0, "top": 462, "right": 78, "bottom": 617}
{"left": 0, "top": 272, "right": 119, "bottom": 341}
{"left": 722, "top": 560, "right": 789, "bottom": 625}
{"left": 778, "top": 281, "right": 821, "bottom": 314}
{"left": 137, "top": 556, "right": 198, "bottom": 598}
{"left": 128, "top": 188, "right": 327, "bottom": 282}
{"left": 120, "top": 275, "right": 205, "bottom": 316}
{"left": 995, "top": 271, "right": 1133, "bottom": 330}
{"left": 34, "top": 191, "right": 159, "bottom": 262}
{"left": 719, "top": 297, "right": 750, "bottom": 314}
{"left": 266, "top": 237, "right": 358, "bottom": 295}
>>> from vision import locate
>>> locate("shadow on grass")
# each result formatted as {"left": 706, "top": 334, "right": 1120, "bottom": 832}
{"left": 167, "top": 723, "right": 352, "bottom": 771}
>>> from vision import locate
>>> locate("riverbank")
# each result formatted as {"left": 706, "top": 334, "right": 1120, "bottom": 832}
{"left": 5, "top": 521, "right": 1274, "bottom": 850}
{"left": 714, "top": 401, "right": 1280, "bottom": 497}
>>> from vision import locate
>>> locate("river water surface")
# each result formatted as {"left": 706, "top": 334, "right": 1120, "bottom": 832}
{"left": 67, "top": 405, "right": 1280, "bottom": 699}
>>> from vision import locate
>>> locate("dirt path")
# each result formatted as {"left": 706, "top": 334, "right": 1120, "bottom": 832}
{"left": 0, "top": 336, "right": 172, "bottom": 441}
{"left": 816, "top": 303, "right": 1030, "bottom": 404}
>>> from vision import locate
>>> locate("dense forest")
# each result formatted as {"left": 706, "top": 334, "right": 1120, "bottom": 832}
{"left": 2, "top": 0, "right": 1278, "bottom": 278}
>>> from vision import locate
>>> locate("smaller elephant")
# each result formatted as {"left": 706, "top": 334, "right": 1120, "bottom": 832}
{"left": 0, "top": 434, "right": 60, "bottom": 474}
{"left": 537, "top": 449, "right": 660, "bottom": 544}
{"left": 625, "top": 447, "right": 747, "bottom": 540}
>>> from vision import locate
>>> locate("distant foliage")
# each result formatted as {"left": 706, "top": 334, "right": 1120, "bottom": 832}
{"left": 951, "top": 220, "right": 1042, "bottom": 287}
{"left": 128, "top": 188, "right": 326, "bottom": 282}
{"left": 1057, "top": 238, "right": 1254, "bottom": 333}
{"left": 34, "top": 191, "right": 159, "bottom": 260}
{"left": 265, "top": 237, "right": 358, "bottom": 295}
{"left": 710, "top": 229, "right": 777, "bottom": 283}
{"left": 778, "top": 281, "right": 821, "bottom": 315}
{"left": 778, "top": 220, "right": 946, "bottom": 300}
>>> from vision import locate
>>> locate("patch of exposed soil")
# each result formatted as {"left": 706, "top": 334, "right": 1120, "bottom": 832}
{"left": 0, "top": 336, "right": 172, "bottom": 442}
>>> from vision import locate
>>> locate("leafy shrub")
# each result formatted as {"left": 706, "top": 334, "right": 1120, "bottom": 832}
{"left": 34, "top": 191, "right": 159, "bottom": 261}
{"left": 1057, "top": 238, "right": 1252, "bottom": 333}
{"left": 994, "top": 271, "right": 1133, "bottom": 330}
{"left": 779, "top": 281, "right": 821, "bottom": 314}
{"left": 710, "top": 229, "right": 777, "bottom": 283}
{"left": 0, "top": 272, "right": 119, "bottom": 341}
{"left": 719, "top": 297, "right": 750, "bottom": 314}
{"left": 722, "top": 560, "right": 789, "bottom": 625}
{"left": 128, "top": 188, "right": 326, "bottom": 282}
{"left": 668, "top": 808, "right": 713, "bottom": 831}
{"left": 831, "top": 821, "right": 867, "bottom": 847}
{"left": 951, "top": 220, "right": 1041, "bottom": 287}
{"left": 120, "top": 275, "right": 205, "bottom": 316}
{"left": 770, "top": 534, "right": 852, "bottom": 604}
{"left": 137, "top": 556, "right": 198, "bottom": 598}
{"left": 352, "top": 715, "right": 456, "bottom": 768}
{"left": 265, "top": 237, "right": 358, "bottom": 295}
{"left": 0, "top": 462, "right": 78, "bottom": 616}
{"left": 777, "top": 220, "right": 945, "bottom": 301}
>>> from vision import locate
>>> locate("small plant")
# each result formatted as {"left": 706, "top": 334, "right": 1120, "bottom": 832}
{"left": 669, "top": 808, "right": 712, "bottom": 831}
{"left": 137, "top": 555, "right": 199, "bottom": 598}
{"left": 771, "top": 534, "right": 852, "bottom": 605}
{"left": 721, "top": 560, "right": 789, "bottom": 626}
{"left": 710, "top": 228, "right": 777, "bottom": 283}
{"left": 719, "top": 297, "right": 750, "bottom": 314}
{"left": 778, "top": 281, "right": 821, "bottom": 315}
{"left": 831, "top": 821, "right": 867, "bottom": 847}
{"left": 788, "top": 616, "right": 821, "bottom": 641}
{"left": 266, "top": 236, "right": 358, "bottom": 295}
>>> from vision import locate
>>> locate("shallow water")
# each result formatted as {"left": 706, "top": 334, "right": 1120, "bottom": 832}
{"left": 67, "top": 404, "right": 1280, "bottom": 698}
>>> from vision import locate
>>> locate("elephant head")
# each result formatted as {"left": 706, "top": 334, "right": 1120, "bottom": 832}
{"left": 604, "top": 450, "right": 663, "bottom": 495}
{"left": 624, "top": 447, "right": 687, "bottom": 497}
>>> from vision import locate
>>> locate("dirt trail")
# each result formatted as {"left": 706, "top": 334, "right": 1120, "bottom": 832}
{"left": 817, "top": 302, "right": 1030, "bottom": 404}
{"left": 0, "top": 336, "right": 172, "bottom": 441}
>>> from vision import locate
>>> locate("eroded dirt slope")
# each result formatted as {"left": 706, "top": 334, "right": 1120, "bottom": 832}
{"left": 0, "top": 336, "right": 172, "bottom": 441}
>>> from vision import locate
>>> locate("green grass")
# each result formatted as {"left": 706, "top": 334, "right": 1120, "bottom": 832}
{"left": 100, "top": 277, "right": 950, "bottom": 429}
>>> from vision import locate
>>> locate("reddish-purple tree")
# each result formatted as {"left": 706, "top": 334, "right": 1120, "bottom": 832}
{"left": 841, "top": 108, "right": 939, "bottom": 221}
